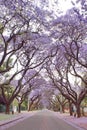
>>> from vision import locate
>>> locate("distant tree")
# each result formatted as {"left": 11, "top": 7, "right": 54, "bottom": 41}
{"left": 51, "top": 94, "right": 68, "bottom": 113}
{"left": 28, "top": 92, "right": 41, "bottom": 111}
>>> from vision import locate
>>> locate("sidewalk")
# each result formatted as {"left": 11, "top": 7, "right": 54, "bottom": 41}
{"left": 56, "top": 112, "right": 87, "bottom": 130}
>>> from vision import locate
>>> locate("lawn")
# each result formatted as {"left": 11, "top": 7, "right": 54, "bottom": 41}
{"left": 0, "top": 113, "right": 18, "bottom": 121}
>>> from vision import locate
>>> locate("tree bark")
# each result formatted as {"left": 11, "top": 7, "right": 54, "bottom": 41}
{"left": 60, "top": 104, "right": 64, "bottom": 113}
{"left": 69, "top": 101, "right": 73, "bottom": 116}
{"left": 28, "top": 103, "right": 32, "bottom": 111}
{"left": 62, "top": 105, "right": 65, "bottom": 113}
{"left": 5, "top": 104, "right": 10, "bottom": 114}
{"left": 18, "top": 103, "right": 21, "bottom": 113}
{"left": 28, "top": 101, "right": 33, "bottom": 111}
{"left": 81, "top": 106, "right": 85, "bottom": 116}
{"left": 76, "top": 104, "right": 81, "bottom": 118}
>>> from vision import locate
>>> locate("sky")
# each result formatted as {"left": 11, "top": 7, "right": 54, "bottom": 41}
{"left": 49, "top": 0, "right": 75, "bottom": 14}
{"left": 58, "top": 0, "right": 76, "bottom": 12}
{"left": 35, "top": 0, "right": 82, "bottom": 18}
{"left": 35, "top": 0, "right": 79, "bottom": 16}
{"left": 50, "top": 0, "right": 81, "bottom": 16}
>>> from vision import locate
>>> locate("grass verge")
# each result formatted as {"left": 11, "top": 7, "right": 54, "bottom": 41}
{"left": 0, "top": 113, "right": 18, "bottom": 121}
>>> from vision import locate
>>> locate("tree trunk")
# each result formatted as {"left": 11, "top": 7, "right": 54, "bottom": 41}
{"left": 28, "top": 104, "right": 32, "bottom": 111}
{"left": 76, "top": 104, "right": 81, "bottom": 118}
{"left": 18, "top": 103, "right": 21, "bottom": 113}
{"left": 69, "top": 101, "right": 73, "bottom": 116}
{"left": 60, "top": 105, "right": 63, "bottom": 113}
{"left": 5, "top": 104, "right": 10, "bottom": 114}
{"left": 60, "top": 104, "right": 64, "bottom": 113}
{"left": 28, "top": 102, "right": 33, "bottom": 111}
{"left": 62, "top": 105, "right": 65, "bottom": 113}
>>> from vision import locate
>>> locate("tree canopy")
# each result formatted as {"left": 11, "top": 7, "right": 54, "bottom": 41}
{"left": 0, "top": 0, "right": 87, "bottom": 117}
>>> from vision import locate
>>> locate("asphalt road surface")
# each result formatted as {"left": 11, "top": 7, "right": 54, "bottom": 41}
{"left": 6, "top": 110, "right": 81, "bottom": 130}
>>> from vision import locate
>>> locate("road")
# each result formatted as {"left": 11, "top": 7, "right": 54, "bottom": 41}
{"left": 6, "top": 110, "right": 82, "bottom": 130}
